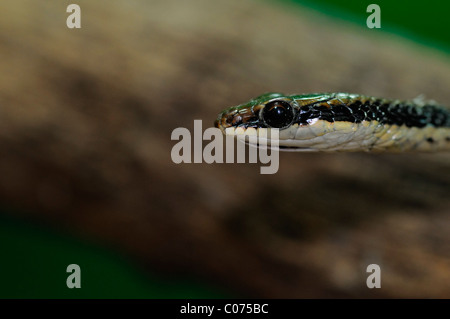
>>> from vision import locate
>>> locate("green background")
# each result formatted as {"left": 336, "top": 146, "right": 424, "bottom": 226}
{"left": 0, "top": 212, "right": 227, "bottom": 298}
{"left": 1, "top": 0, "right": 449, "bottom": 298}
{"left": 289, "top": 0, "right": 450, "bottom": 53}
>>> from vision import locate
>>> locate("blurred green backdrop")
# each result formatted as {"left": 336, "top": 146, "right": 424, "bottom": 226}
{"left": 0, "top": 212, "right": 228, "bottom": 298}
{"left": 289, "top": 0, "right": 450, "bottom": 52}
{"left": 1, "top": 0, "right": 449, "bottom": 298}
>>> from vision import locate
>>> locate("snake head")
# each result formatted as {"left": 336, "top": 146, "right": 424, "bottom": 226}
{"left": 214, "top": 92, "right": 296, "bottom": 133}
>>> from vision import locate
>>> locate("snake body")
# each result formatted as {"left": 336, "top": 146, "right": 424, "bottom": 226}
{"left": 214, "top": 93, "right": 450, "bottom": 152}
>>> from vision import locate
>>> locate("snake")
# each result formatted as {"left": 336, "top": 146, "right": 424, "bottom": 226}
{"left": 214, "top": 92, "right": 450, "bottom": 152}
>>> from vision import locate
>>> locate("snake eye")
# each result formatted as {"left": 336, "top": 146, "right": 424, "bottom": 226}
{"left": 261, "top": 100, "right": 295, "bottom": 129}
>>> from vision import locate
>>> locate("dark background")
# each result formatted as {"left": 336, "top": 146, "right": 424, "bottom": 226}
{"left": 0, "top": 0, "right": 449, "bottom": 298}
